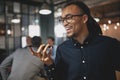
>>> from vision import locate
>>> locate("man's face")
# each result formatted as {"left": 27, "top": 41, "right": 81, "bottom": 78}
{"left": 61, "top": 4, "right": 85, "bottom": 38}
{"left": 47, "top": 39, "right": 54, "bottom": 46}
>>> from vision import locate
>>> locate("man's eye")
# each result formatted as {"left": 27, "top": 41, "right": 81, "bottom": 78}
{"left": 66, "top": 16, "right": 72, "bottom": 19}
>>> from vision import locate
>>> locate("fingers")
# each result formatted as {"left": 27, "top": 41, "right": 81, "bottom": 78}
{"left": 32, "top": 43, "right": 52, "bottom": 61}
{"left": 29, "top": 44, "right": 52, "bottom": 62}
{"left": 36, "top": 44, "right": 51, "bottom": 59}
{"left": 37, "top": 44, "right": 45, "bottom": 53}
{"left": 36, "top": 44, "right": 45, "bottom": 58}
{"left": 41, "top": 44, "right": 51, "bottom": 60}
{"left": 43, "top": 44, "right": 50, "bottom": 53}
{"left": 42, "top": 44, "right": 50, "bottom": 57}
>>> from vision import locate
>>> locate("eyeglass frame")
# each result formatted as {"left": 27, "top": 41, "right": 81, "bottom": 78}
{"left": 59, "top": 14, "right": 84, "bottom": 23}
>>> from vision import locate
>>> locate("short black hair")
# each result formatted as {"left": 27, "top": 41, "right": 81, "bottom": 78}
{"left": 32, "top": 36, "right": 42, "bottom": 47}
{"left": 47, "top": 36, "right": 54, "bottom": 42}
{"left": 64, "top": 1, "right": 90, "bottom": 15}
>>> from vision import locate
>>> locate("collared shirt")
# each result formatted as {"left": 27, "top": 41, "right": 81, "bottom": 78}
{"left": 51, "top": 45, "right": 57, "bottom": 61}
{"left": 45, "top": 34, "right": 120, "bottom": 80}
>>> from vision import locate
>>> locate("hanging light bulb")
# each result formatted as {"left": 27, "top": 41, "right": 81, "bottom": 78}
{"left": 39, "top": 2, "right": 52, "bottom": 15}
{"left": 108, "top": 20, "right": 111, "bottom": 24}
{"left": 11, "top": 15, "right": 20, "bottom": 23}
{"left": 11, "top": 19, "right": 20, "bottom": 23}
{"left": 114, "top": 26, "right": 117, "bottom": 30}
{"left": 116, "top": 22, "right": 120, "bottom": 26}
{"left": 7, "top": 29, "right": 11, "bottom": 35}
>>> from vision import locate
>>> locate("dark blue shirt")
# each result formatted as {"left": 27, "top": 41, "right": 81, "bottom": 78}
{"left": 46, "top": 34, "right": 120, "bottom": 80}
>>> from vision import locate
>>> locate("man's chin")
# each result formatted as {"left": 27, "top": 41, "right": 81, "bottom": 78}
{"left": 68, "top": 32, "right": 77, "bottom": 37}
{"left": 66, "top": 34, "right": 74, "bottom": 38}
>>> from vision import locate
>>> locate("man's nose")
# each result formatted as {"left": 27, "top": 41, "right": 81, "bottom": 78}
{"left": 63, "top": 20, "right": 68, "bottom": 26}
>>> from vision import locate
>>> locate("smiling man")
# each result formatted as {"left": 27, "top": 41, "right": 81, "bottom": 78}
{"left": 30, "top": 1, "right": 120, "bottom": 80}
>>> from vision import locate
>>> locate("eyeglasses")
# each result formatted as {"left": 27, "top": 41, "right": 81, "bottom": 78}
{"left": 59, "top": 14, "right": 84, "bottom": 23}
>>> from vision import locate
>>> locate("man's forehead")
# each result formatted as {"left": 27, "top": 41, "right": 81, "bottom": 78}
{"left": 62, "top": 5, "right": 81, "bottom": 17}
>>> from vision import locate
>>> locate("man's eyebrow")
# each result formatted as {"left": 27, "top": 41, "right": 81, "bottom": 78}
{"left": 61, "top": 14, "right": 72, "bottom": 18}
{"left": 65, "top": 14, "right": 72, "bottom": 17}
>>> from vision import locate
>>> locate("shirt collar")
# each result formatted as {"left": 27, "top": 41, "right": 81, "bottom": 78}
{"left": 71, "top": 33, "right": 96, "bottom": 46}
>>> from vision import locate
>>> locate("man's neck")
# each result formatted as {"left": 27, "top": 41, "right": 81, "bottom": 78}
{"left": 74, "top": 28, "right": 89, "bottom": 44}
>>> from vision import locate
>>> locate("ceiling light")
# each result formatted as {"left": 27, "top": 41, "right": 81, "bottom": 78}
{"left": 11, "top": 19, "right": 20, "bottom": 23}
{"left": 108, "top": 20, "right": 111, "bottom": 24}
{"left": 39, "top": 2, "right": 52, "bottom": 15}
{"left": 11, "top": 15, "right": 20, "bottom": 23}
{"left": 114, "top": 26, "right": 117, "bottom": 30}
{"left": 116, "top": 22, "right": 120, "bottom": 26}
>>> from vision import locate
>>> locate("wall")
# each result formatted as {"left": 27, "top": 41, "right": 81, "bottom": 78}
{"left": 100, "top": 23, "right": 120, "bottom": 41}
{"left": 40, "top": 14, "right": 54, "bottom": 43}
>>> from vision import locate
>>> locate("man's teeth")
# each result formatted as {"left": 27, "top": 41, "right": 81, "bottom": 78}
{"left": 66, "top": 27, "right": 70, "bottom": 30}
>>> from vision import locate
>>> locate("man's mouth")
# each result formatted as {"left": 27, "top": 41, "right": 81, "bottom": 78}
{"left": 65, "top": 27, "right": 72, "bottom": 33}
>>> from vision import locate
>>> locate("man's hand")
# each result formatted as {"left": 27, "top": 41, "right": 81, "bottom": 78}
{"left": 29, "top": 44, "right": 54, "bottom": 65}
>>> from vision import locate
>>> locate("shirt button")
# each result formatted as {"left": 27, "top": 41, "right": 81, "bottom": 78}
{"left": 85, "top": 42, "right": 88, "bottom": 44}
{"left": 48, "top": 69, "right": 51, "bottom": 72}
{"left": 74, "top": 44, "right": 77, "bottom": 46}
{"left": 81, "top": 46, "right": 83, "bottom": 48}
{"left": 50, "top": 78, "right": 54, "bottom": 80}
{"left": 52, "top": 68, "right": 55, "bottom": 70}
{"left": 83, "top": 76, "right": 87, "bottom": 79}
{"left": 82, "top": 60, "right": 85, "bottom": 63}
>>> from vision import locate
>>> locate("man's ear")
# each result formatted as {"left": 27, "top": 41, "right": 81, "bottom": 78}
{"left": 83, "top": 14, "right": 88, "bottom": 23}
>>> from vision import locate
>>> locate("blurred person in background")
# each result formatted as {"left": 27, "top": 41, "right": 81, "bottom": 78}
{"left": 46, "top": 36, "right": 57, "bottom": 61}
{"left": 0, "top": 36, "right": 47, "bottom": 80}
